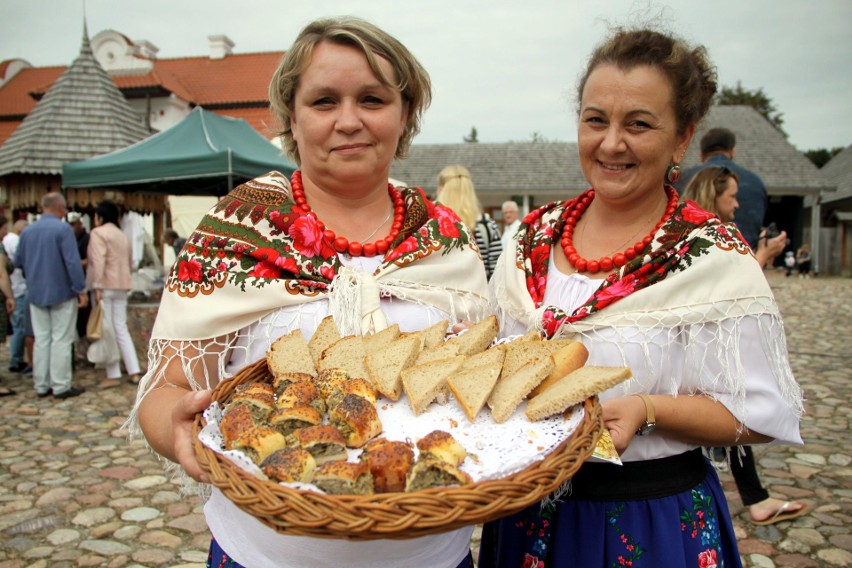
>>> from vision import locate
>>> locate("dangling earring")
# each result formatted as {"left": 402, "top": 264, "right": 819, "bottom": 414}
{"left": 665, "top": 163, "right": 681, "bottom": 184}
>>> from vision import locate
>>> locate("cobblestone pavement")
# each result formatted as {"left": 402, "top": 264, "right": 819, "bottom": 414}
{"left": 0, "top": 271, "right": 849, "bottom": 567}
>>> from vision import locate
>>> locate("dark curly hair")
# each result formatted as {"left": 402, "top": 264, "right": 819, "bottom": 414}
{"left": 577, "top": 28, "right": 717, "bottom": 134}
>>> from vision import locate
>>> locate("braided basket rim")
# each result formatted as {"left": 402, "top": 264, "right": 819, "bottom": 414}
{"left": 193, "top": 357, "right": 603, "bottom": 540}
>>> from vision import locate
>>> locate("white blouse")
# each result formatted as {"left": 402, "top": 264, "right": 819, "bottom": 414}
{"left": 501, "top": 251, "right": 802, "bottom": 463}
{"left": 207, "top": 255, "right": 473, "bottom": 568}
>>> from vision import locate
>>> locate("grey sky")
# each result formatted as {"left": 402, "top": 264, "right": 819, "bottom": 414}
{"left": 2, "top": 0, "right": 850, "bottom": 151}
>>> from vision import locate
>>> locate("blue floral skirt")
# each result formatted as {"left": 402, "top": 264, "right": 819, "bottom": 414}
{"left": 478, "top": 458, "right": 741, "bottom": 568}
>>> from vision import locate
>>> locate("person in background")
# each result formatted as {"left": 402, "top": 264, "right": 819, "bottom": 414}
{"left": 500, "top": 200, "right": 521, "bottom": 252}
{"left": 68, "top": 212, "right": 91, "bottom": 361}
{"left": 681, "top": 165, "right": 809, "bottom": 526}
{"left": 796, "top": 244, "right": 812, "bottom": 277}
{"left": 0, "top": 216, "right": 16, "bottom": 397}
{"left": 784, "top": 251, "right": 796, "bottom": 277}
{"left": 131, "top": 17, "right": 489, "bottom": 568}
{"left": 480, "top": 28, "right": 802, "bottom": 567}
{"left": 682, "top": 166, "right": 787, "bottom": 268}
{"left": 436, "top": 164, "right": 501, "bottom": 279}
{"left": 163, "top": 228, "right": 187, "bottom": 257}
{"left": 676, "top": 127, "right": 768, "bottom": 253}
{"left": 14, "top": 193, "right": 88, "bottom": 399}
{"left": 3, "top": 219, "right": 34, "bottom": 375}
{"left": 87, "top": 200, "right": 142, "bottom": 388}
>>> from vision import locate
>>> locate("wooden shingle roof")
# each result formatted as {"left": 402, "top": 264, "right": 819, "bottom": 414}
{"left": 392, "top": 105, "right": 832, "bottom": 199}
{"left": 0, "top": 29, "right": 149, "bottom": 177}
{"left": 821, "top": 144, "right": 852, "bottom": 204}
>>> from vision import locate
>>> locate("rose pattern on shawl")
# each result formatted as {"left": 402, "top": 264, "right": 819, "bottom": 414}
{"left": 680, "top": 200, "right": 717, "bottom": 226}
{"left": 165, "top": 172, "right": 472, "bottom": 297}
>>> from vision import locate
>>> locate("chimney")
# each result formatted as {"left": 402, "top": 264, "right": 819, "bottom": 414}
{"left": 208, "top": 34, "right": 234, "bottom": 59}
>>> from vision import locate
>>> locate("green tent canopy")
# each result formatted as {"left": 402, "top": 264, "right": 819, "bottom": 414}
{"left": 62, "top": 107, "right": 295, "bottom": 196}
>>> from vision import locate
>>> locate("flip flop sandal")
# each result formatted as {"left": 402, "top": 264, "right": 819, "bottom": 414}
{"left": 751, "top": 501, "right": 810, "bottom": 525}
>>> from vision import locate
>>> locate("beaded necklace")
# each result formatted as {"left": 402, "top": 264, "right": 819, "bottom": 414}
{"left": 560, "top": 186, "right": 679, "bottom": 274}
{"left": 290, "top": 170, "right": 405, "bottom": 257}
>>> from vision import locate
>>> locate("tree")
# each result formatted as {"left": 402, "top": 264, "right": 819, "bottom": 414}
{"left": 463, "top": 127, "right": 478, "bottom": 143}
{"left": 804, "top": 147, "right": 844, "bottom": 168}
{"left": 717, "top": 82, "right": 786, "bottom": 137}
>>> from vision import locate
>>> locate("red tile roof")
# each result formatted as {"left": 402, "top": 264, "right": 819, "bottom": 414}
{"left": 0, "top": 51, "right": 284, "bottom": 146}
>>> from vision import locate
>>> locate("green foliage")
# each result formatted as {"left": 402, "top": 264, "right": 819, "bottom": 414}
{"left": 463, "top": 127, "right": 478, "bottom": 143}
{"left": 717, "top": 82, "right": 786, "bottom": 137}
{"left": 804, "top": 147, "right": 844, "bottom": 168}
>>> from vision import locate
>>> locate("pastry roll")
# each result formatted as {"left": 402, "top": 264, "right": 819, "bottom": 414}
{"left": 326, "top": 377, "right": 377, "bottom": 409}
{"left": 292, "top": 424, "right": 348, "bottom": 465}
{"left": 233, "top": 382, "right": 275, "bottom": 399}
{"left": 268, "top": 405, "right": 323, "bottom": 436}
{"left": 313, "top": 368, "right": 351, "bottom": 402}
{"left": 416, "top": 430, "right": 466, "bottom": 467}
{"left": 261, "top": 447, "right": 316, "bottom": 483}
{"left": 314, "top": 461, "right": 374, "bottom": 495}
{"left": 220, "top": 402, "right": 258, "bottom": 451}
{"left": 359, "top": 437, "right": 415, "bottom": 493}
{"left": 228, "top": 389, "right": 275, "bottom": 421}
{"left": 404, "top": 458, "right": 472, "bottom": 492}
{"left": 328, "top": 393, "right": 382, "bottom": 448}
{"left": 230, "top": 425, "right": 288, "bottom": 465}
{"left": 277, "top": 380, "right": 326, "bottom": 415}
{"left": 273, "top": 372, "right": 315, "bottom": 397}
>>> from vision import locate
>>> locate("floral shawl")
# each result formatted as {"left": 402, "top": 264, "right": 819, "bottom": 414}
{"left": 491, "top": 192, "right": 803, "bottom": 423}
{"left": 128, "top": 171, "right": 490, "bottom": 436}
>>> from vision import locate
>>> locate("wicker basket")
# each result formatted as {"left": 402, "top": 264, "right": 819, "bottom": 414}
{"left": 193, "top": 357, "right": 603, "bottom": 540}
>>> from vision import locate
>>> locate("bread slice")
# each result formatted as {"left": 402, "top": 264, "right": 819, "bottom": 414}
{"left": 445, "top": 315, "right": 499, "bottom": 356}
{"left": 308, "top": 316, "right": 341, "bottom": 366}
{"left": 525, "top": 366, "right": 633, "bottom": 421}
{"left": 487, "top": 356, "right": 554, "bottom": 423}
{"left": 319, "top": 336, "right": 369, "bottom": 382}
{"left": 267, "top": 329, "right": 317, "bottom": 377}
{"left": 502, "top": 339, "right": 552, "bottom": 379}
{"left": 461, "top": 345, "right": 506, "bottom": 371}
{"left": 420, "top": 319, "right": 450, "bottom": 349}
{"left": 363, "top": 323, "right": 401, "bottom": 354}
{"left": 365, "top": 334, "right": 422, "bottom": 401}
{"left": 401, "top": 356, "right": 465, "bottom": 415}
{"left": 529, "top": 341, "right": 590, "bottom": 397}
{"left": 414, "top": 340, "right": 460, "bottom": 366}
{"left": 447, "top": 359, "right": 502, "bottom": 422}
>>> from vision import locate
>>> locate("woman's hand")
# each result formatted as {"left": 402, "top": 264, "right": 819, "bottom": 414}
{"left": 450, "top": 321, "right": 474, "bottom": 334}
{"left": 600, "top": 395, "right": 646, "bottom": 454}
{"left": 171, "top": 390, "right": 213, "bottom": 483}
{"left": 5, "top": 297, "right": 14, "bottom": 314}
{"left": 755, "top": 230, "right": 787, "bottom": 268}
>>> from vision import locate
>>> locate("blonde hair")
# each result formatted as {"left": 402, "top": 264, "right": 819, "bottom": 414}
{"left": 269, "top": 16, "right": 432, "bottom": 164}
{"left": 435, "top": 165, "right": 481, "bottom": 227}
{"left": 682, "top": 166, "right": 738, "bottom": 214}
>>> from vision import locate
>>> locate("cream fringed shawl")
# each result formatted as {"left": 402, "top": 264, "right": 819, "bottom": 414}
{"left": 126, "top": 171, "right": 490, "bottom": 438}
{"left": 491, "top": 195, "right": 804, "bottom": 428}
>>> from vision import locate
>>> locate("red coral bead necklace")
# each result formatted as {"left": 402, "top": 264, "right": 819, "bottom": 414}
{"left": 561, "top": 186, "right": 679, "bottom": 274}
{"left": 290, "top": 170, "right": 404, "bottom": 257}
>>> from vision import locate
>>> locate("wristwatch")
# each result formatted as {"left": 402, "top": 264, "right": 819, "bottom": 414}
{"left": 634, "top": 394, "right": 656, "bottom": 436}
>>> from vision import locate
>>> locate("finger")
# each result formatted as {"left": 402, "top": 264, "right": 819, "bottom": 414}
{"left": 173, "top": 391, "right": 213, "bottom": 483}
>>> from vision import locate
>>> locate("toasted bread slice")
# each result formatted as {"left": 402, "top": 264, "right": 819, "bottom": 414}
{"left": 529, "top": 341, "right": 590, "bottom": 397}
{"left": 267, "top": 329, "right": 316, "bottom": 377}
{"left": 502, "top": 339, "right": 552, "bottom": 379}
{"left": 447, "top": 359, "right": 502, "bottom": 422}
{"left": 308, "top": 316, "right": 341, "bottom": 366}
{"left": 445, "top": 315, "right": 499, "bottom": 356}
{"left": 319, "top": 336, "right": 369, "bottom": 382}
{"left": 487, "top": 356, "right": 554, "bottom": 423}
{"left": 525, "top": 366, "right": 632, "bottom": 421}
{"left": 363, "top": 323, "right": 401, "bottom": 354}
{"left": 366, "top": 334, "right": 422, "bottom": 401}
{"left": 401, "top": 356, "right": 465, "bottom": 415}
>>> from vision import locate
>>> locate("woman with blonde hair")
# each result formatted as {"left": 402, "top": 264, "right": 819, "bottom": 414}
{"left": 682, "top": 166, "right": 786, "bottom": 268}
{"left": 436, "top": 165, "right": 502, "bottom": 278}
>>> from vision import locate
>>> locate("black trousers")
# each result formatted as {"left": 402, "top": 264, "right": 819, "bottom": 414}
{"left": 730, "top": 445, "right": 769, "bottom": 506}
